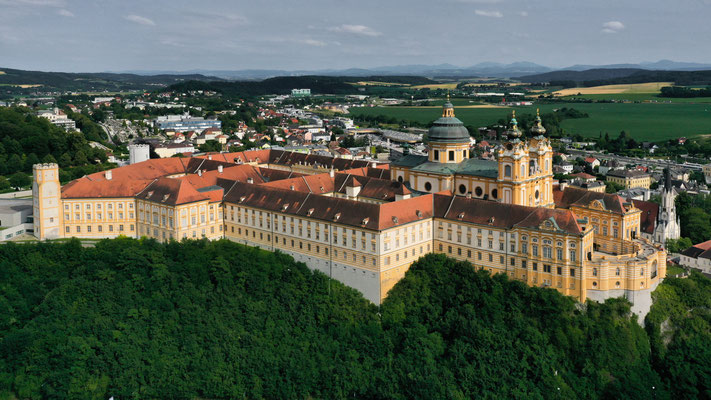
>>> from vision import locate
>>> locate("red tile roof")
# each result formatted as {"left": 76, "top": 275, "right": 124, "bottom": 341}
{"left": 434, "top": 194, "right": 582, "bottom": 235}
{"left": 633, "top": 200, "right": 659, "bottom": 234}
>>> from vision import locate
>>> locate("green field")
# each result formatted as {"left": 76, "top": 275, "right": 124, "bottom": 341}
{"left": 350, "top": 102, "right": 711, "bottom": 141}
{"left": 560, "top": 93, "right": 711, "bottom": 103}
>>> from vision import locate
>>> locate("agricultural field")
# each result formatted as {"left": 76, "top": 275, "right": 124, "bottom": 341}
{"left": 410, "top": 83, "right": 459, "bottom": 89}
{"left": 552, "top": 82, "right": 672, "bottom": 96}
{"left": 350, "top": 101, "right": 711, "bottom": 141}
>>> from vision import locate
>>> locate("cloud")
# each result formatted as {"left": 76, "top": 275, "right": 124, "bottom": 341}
{"left": 475, "top": 9, "right": 503, "bottom": 18}
{"left": 301, "top": 39, "right": 327, "bottom": 47}
{"left": 125, "top": 15, "right": 155, "bottom": 26}
{"left": 602, "top": 20, "right": 624, "bottom": 33}
{"left": 328, "top": 24, "right": 381, "bottom": 37}
{"left": 0, "top": 0, "right": 65, "bottom": 6}
{"left": 57, "top": 9, "right": 73, "bottom": 17}
{"left": 519, "top": 11, "right": 528, "bottom": 17}
{"left": 456, "top": 0, "right": 502, "bottom": 3}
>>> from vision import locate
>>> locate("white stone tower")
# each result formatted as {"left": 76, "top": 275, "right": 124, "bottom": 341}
{"left": 129, "top": 143, "right": 150, "bottom": 164}
{"left": 656, "top": 168, "right": 680, "bottom": 244}
{"left": 33, "top": 163, "right": 62, "bottom": 239}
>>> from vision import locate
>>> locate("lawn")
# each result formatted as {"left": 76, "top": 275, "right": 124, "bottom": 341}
{"left": 350, "top": 102, "right": 711, "bottom": 141}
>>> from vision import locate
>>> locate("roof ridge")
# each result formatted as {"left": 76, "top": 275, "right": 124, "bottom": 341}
{"left": 443, "top": 194, "right": 457, "bottom": 218}
{"left": 302, "top": 176, "right": 313, "bottom": 193}
{"left": 295, "top": 192, "right": 311, "bottom": 214}
{"left": 337, "top": 173, "right": 351, "bottom": 192}
{"left": 136, "top": 178, "right": 159, "bottom": 196}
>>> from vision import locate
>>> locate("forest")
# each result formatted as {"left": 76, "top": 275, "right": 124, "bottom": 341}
{"left": 0, "top": 238, "right": 708, "bottom": 399}
{"left": 0, "top": 107, "right": 113, "bottom": 189}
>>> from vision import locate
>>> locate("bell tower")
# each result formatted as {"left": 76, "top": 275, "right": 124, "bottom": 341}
{"left": 33, "top": 163, "right": 62, "bottom": 239}
{"left": 497, "top": 111, "right": 530, "bottom": 205}
{"left": 526, "top": 109, "right": 554, "bottom": 208}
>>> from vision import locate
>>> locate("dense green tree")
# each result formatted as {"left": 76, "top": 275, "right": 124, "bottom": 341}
{"left": 2, "top": 239, "right": 706, "bottom": 399}
{"left": 8, "top": 172, "right": 30, "bottom": 189}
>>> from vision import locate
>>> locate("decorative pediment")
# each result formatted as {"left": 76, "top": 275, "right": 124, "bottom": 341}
{"left": 588, "top": 199, "right": 606, "bottom": 211}
{"left": 538, "top": 217, "right": 561, "bottom": 231}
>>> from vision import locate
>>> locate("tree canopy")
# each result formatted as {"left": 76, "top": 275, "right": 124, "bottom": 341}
{"left": 0, "top": 239, "right": 707, "bottom": 399}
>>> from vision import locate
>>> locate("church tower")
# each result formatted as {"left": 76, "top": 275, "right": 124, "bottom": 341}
{"left": 497, "top": 111, "right": 530, "bottom": 205}
{"left": 33, "top": 163, "right": 62, "bottom": 239}
{"left": 526, "top": 109, "right": 555, "bottom": 208}
{"left": 656, "top": 168, "right": 680, "bottom": 244}
{"left": 426, "top": 96, "right": 470, "bottom": 164}
{"left": 496, "top": 110, "right": 554, "bottom": 208}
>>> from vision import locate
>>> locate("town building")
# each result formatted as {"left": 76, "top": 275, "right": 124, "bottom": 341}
{"left": 37, "top": 108, "right": 76, "bottom": 131}
{"left": 154, "top": 114, "right": 221, "bottom": 133}
{"left": 679, "top": 240, "right": 711, "bottom": 274}
{"left": 607, "top": 169, "right": 652, "bottom": 189}
{"left": 32, "top": 102, "right": 666, "bottom": 317}
{"left": 291, "top": 88, "right": 311, "bottom": 97}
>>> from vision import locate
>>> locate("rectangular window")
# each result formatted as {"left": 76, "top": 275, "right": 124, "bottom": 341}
{"left": 543, "top": 264, "right": 551, "bottom": 273}
{"left": 522, "top": 260, "right": 527, "bottom": 269}
{"left": 557, "top": 266, "right": 562, "bottom": 275}
{"left": 557, "top": 249, "right": 563, "bottom": 260}
{"left": 570, "top": 268, "right": 575, "bottom": 277}
{"left": 98, "top": 225, "right": 102, "bottom": 232}
{"left": 532, "top": 262, "right": 538, "bottom": 271}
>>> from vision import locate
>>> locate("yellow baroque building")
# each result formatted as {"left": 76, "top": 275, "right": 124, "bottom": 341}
{"left": 32, "top": 102, "right": 666, "bottom": 317}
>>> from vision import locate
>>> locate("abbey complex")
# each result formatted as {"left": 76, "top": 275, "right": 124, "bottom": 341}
{"left": 33, "top": 101, "right": 667, "bottom": 316}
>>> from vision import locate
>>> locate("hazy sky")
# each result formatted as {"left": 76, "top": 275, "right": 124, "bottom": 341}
{"left": 1, "top": 0, "right": 710, "bottom": 72}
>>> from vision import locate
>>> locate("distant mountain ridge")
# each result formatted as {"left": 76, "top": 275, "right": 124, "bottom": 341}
{"left": 115, "top": 59, "right": 711, "bottom": 80}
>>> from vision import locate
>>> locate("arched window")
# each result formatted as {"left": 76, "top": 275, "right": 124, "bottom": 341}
{"left": 521, "top": 164, "right": 526, "bottom": 177}
{"left": 592, "top": 268, "right": 597, "bottom": 277}
{"left": 491, "top": 189, "right": 498, "bottom": 199}
{"left": 459, "top": 184, "right": 467, "bottom": 194}
{"left": 397, "top": 176, "right": 404, "bottom": 183}
{"left": 424, "top": 182, "right": 432, "bottom": 192}
{"left": 615, "top": 268, "right": 620, "bottom": 276}
{"left": 504, "top": 165, "right": 512, "bottom": 177}
{"left": 475, "top": 187, "right": 483, "bottom": 197}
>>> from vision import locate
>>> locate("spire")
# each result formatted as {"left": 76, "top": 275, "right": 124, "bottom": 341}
{"left": 506, "top": 110, "right": 522, "bottom": 138}
{"left": 664, "top": 167, "right": 672, "bottom": 192}
{"left": 531, "top": 108, "right": 546, "bottom": 136}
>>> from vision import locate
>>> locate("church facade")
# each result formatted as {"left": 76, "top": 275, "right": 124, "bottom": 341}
{"left": 392, "top": 103, "right": 554, "bottom": 208}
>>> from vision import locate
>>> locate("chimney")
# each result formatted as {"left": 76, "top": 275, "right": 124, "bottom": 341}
{"left": 218, "top": 165, "right": 223, "bottom": 173}
{"left": 329, "top": 168, "right": 334, "bottom": 178}
{"left": 560, "top": 180, "right": 568, "bottom": 191}
{"left": 247, "top": 177, "right": 254, "bottom": 184}
{"left": 105, "top": 170, "right": 112, "bottom": 180}
{"left": 371, "top": 162, "right": 377, "bottom": 168}
{"left": 208, "top": 155, "right": 212, "bottom": 160}
{"left": 198, "top": 170, "right": 202, "bottom": 177}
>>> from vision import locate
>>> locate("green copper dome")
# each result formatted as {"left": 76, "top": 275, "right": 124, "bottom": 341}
{"left": 428, "top": 100, "right": 470, "bottom": 143}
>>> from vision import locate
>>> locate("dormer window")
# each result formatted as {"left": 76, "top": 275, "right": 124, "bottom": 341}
{"left": 458, "top": 212, "right": 465, "bottom": 220}
{"left": 239, "top": 196, "right": 246, "bottom": 203}
{"left": 333, "top": 213, "right": 341, "bottom": 221}
{"left": 307, "top": 208, "right": 314, "bottom": 216}
{"left": 361, "top": 217, "right": 369, "bottom": 225}
{"left": 282, "top": 204, "right": 290, "bottom": 211}
{"left": 392, "top": 216, "right": 399, "bottom": 224}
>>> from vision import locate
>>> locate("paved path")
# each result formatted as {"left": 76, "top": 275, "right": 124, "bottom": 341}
{"left": 0, "top": 190, "right": 32, "bottom": 199}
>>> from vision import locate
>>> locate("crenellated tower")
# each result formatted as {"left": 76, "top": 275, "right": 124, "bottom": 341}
{"left": 33, "top": 163, "right": 62, "bottom": 239}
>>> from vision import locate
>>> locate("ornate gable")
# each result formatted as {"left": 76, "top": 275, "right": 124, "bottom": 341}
{"left": 588, "top": 199, "right": 606, "bottom": 211}
{"left": 538, "top": 217, "right": 561, "bottom": 231}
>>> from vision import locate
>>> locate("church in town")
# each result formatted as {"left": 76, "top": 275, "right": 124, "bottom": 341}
{"left": 32, "top": 100, "right": 667, "bottom": 316}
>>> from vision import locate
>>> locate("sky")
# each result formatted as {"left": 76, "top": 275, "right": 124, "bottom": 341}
{"left": 1, "top": 0, "right": 711, "bottom": 73}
